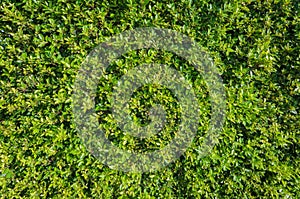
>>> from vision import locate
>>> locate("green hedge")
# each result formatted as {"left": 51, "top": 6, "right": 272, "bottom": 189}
{"left": 0, "top": 0, "right": 299, "bottom": 198}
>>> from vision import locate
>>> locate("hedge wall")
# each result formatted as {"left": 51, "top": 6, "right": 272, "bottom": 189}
{"left": 0, "top": 0, "right": 299, "bottom": 198}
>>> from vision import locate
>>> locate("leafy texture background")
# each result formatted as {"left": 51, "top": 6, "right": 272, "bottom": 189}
{"left": 0, "top": 0, "right": 299, "bottom": 198}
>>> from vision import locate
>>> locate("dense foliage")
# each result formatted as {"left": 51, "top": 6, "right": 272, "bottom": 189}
{"left": 0, "top": 0, "right": 299, "bottom": 198}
